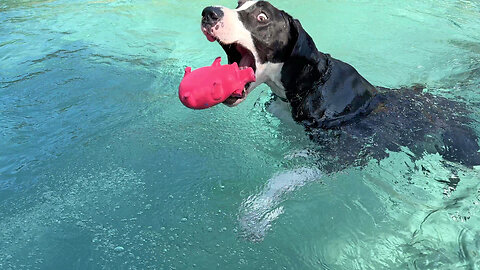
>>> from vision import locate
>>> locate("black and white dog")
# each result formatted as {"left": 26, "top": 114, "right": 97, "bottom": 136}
{"left": 201, "top": 0, "right": 480, "bottom": 170}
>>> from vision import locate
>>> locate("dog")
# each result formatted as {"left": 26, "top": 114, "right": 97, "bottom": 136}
{"left": 200, "top": 0, "right": 480, "bottom": 171}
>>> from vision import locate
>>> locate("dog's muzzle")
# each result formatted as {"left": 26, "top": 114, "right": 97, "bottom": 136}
{"left": 200, "top": 5, "right": 257, "bottom": 106}
{"left": 201, "top": 6, "right": 224, "bottom": 27}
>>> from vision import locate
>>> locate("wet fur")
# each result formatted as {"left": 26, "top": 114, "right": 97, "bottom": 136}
{"left": 279, "top": 15, "right": 480, "bottom": 170}
{"left": 209, "top": 1, "right": 480, "bottom": 170}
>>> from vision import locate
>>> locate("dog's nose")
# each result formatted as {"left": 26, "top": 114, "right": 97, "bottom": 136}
{"left": 202, "top": 6, "right": 224, "bottom": 25}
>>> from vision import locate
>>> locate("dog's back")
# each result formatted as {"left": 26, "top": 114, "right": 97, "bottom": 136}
{"left": 308, "top": 87, "right": 480, "bottom": 171}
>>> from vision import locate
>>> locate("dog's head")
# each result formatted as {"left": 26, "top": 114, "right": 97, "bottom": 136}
{"left": 201, "top": 1, "right": 298, "bottom": 106}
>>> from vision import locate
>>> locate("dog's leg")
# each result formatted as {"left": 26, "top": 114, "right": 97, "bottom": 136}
{"left": 238, "top": 168, "right": 322, "bottom": 241}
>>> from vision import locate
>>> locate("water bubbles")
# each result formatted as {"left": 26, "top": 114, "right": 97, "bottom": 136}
{"left": 76, "top": 221, "right": 85, "bottom": 227}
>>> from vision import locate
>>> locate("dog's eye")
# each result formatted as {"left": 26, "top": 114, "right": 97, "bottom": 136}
{"left": 257, "top": 13, "right": 268, "bottom": 22}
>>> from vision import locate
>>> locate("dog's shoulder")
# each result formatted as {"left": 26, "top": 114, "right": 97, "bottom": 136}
{"left": 285, "top": 53, "right": 379, "bottom": 128}
{"left": 279, "top": 19, "right": 378, "bottom": 128}
{"left": 313, "top": 55, "right": 378, "bottom": 128}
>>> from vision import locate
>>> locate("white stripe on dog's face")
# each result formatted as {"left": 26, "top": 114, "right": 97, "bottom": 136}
{"left": 236, "top": 0, "right": 258, "bottom": 11}
{"left": 209, "top": 7, "right": 256, "bottom": 56}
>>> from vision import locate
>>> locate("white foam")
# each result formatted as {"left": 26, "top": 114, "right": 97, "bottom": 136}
{"left": 238, "top": 168, "right": 322, "bottom": 241}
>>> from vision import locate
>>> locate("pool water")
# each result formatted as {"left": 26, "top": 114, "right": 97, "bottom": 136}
{"left": 1, "top": 0, "right": 480, "bottom": 269}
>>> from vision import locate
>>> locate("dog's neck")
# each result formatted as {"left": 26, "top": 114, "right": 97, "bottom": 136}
{"left": 280, "top": 20, "right": 330, "bottom": 116}
{"left": 280, "top": 19, "right": 378, "bottom": 129}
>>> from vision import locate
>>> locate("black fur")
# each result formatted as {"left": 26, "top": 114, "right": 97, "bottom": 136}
{"left": 281, "top": 19, "right": 379, "bottom": 129}
{"left": 308, "top": 87, "right": 480, "bottom": 171}
{"left": 277, "top": 16, "right": 480, "bottom": 169}
{"left": 228, "top": 1, "right": 480, "bottom": 169}
{"left": 237, "top": 1, "right": 296, "bottom": 64}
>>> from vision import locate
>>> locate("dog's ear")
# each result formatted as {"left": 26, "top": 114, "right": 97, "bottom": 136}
{"left": 280, "top": 13, "right": 328, "bottom": 113}
{"left": 284, "top": 15, "right": 323, "bottom": 64}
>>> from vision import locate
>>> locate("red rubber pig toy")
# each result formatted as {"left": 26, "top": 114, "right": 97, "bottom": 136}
{"left": 179, "top": 57, "right": 256, "bottom": 110}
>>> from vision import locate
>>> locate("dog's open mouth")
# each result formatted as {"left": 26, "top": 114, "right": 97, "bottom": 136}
{"left": 202, "top": 27, "right": 257, "bottom": 106}
{"left": 220, "top": 43, "right": 256, "bottom": 105}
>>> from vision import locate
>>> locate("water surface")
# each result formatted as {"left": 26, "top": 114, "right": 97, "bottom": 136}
{"left": 1, "top": 0, "right": 480, "bottom": 269}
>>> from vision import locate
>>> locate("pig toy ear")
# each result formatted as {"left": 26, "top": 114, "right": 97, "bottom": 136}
{"left": 212, "top": 57, "right": 222, "bottom": 67}
{"left": 184, "top": 67, "right": 192, "bottom": 76}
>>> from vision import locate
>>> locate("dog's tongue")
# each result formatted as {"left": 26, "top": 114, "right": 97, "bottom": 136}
{"left": 202, "top": 28, "right": 216, "bottom": 42}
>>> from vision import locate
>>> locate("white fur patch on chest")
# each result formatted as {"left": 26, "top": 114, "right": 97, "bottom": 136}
{"left": 257, "top": 62, "right": 286, "bottom": 99}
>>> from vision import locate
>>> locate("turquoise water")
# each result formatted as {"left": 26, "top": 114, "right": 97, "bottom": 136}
{"left": 1, "top": 0, "right": 480, "bottom": 269}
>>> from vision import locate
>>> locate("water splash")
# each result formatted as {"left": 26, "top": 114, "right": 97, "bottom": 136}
{"left": 239, "top": 168, "right": 322, "bottom": 241}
